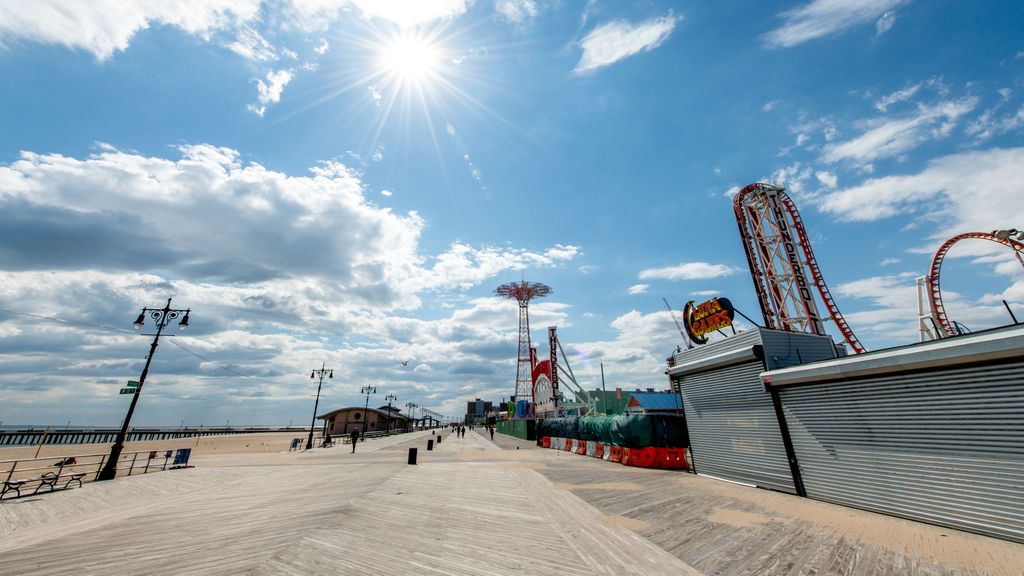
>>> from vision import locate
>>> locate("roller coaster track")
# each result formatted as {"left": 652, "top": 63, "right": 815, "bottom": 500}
{"left": 928, "top": 232, "right": 1024, "bottom": 337}
{"left": 734, "top": 183, "right": 866, "bottom": 354}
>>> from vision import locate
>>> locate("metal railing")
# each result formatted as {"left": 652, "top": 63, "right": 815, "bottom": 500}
{"left": 0, "top": 426, "right": 308, "bottom": 447}
{"left": 1, "top": 449, "right": 189, "bottom": 497}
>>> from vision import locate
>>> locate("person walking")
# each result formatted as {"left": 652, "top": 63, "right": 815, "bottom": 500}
{"left": 489, "top": 426, "right": 494, "bottom": 441}
{"left": 350, "top": 428, "right": 359, "bottom": 453}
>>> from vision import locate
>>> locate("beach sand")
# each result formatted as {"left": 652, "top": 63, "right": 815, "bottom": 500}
{"left": 0, "top": 431, "right": 304, "bottom": 462}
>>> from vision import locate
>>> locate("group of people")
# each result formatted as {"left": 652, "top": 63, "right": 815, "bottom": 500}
{"left": 451, "top": 424, "right": 496, "bottom": 441}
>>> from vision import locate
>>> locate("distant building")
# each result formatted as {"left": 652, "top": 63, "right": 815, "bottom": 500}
{"left": 318, "top": 407, "right": 410, "bottom": 435}
{"left": 581, "top": 388, "right": 632, "bottom": 415}
{"left": 465, "top": 398, "right": 493, "bottom": 424}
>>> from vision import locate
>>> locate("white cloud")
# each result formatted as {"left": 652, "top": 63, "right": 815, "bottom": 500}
{"left": 0, "top": 0, "right": 261, "bottom": 61}
{"left": 765, "top": 0, "right": 909, "bottom": 48}
{"left": 833, "top": 272, "right": 921, "bottom": 343}
{"left": 763, "top": 100, "right": 779, "bottom": 112}
{"left": 818, "top": 148, "right": 1024, "bottom": 244}
{"left": 966, "top": 104, "right": 1024, "bottom": 142}
{"left": 627, "top": 284, "right": 649, "bottom": 295}
{"left": 227, "top": 25, "right": 277, "bottom": 61}
{"left": 417, "top": 243, "right": 580, "bottom": 292}
{"left": 879, "top": 257, "right": 900, "bottom": 266}
{"left": 692, "top": 290, "right": 720, "bottom": 296}
{"left": 835, "top": 270, "right": 1019, "bottom": 346}
{"left": 368, "top": 84, "right": 383, "bottom": 106}
{"left": 314, "top": 38, "right": 330, "bottom": 55}
{"left": 0, "top": 145, "right": 422, "bottom": 306}
{"left": 824, "top": 97, "right": 979, "bottom": 165}
{"left": 875, "top": 11, "right": 896, "bottom": 37}
{"left": 816, "top": 170, "right": 838, "bottom": 188}
{"left": 578, "top": 265, "right": 599, "bottom": 274}
{"left": 638, "top": 262, "right": 740, "bottom": 281}
{"left": 874, "top": 83, "right": 921, "bottom": 112}
{"left": 351, "top": 0, "right": 470, "bottom": 28}
{"left": 249, "top": 69, "right": 294, "bottom": 116}
{"left": 771, "top": 162, "right": 814, "bottom": 198}
{"left": 495, "top": 0, "right": 538, "bottom": 24}
{"left": 0, "top": 144, "right": 588, "bottom": 424}
{"left": 381, "top": 189, "right": 393, "bottom": 197}
{"left": 574, "top": 14, "right": 679, "bottom": 75}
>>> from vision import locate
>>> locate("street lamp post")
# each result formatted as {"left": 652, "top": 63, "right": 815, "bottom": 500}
{"left": 384, "top": 393, "right": 397, "bottom": 435}
{"left": 360, "top": 385, "right": 376, "bottom": 435}
{"left": 98, "top": 298, "right": 190, "bottom": 481}
{"left": 306, "top": 363, "right": 333, "bottom": 450}
{"left": 405, "top": 402, "right": 417, "bottom": 430}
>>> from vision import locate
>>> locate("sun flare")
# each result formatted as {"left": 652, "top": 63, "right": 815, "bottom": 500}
{"left": 380, "top": 35, "right": 441, "bottom": 83}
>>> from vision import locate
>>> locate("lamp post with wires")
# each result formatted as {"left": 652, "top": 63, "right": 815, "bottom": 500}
{"left": 405, "top": 402, "right": 417, "bottom": 430}
{"left": 98, "top": 298, "right": 190, "bottom": 481}
{"left": 384, "top": 393, "right": 398, "bottom": 434}
{"left": 306, "top": 363, "right": 333, "bottom": 450}
{"left": 360, "top": 385, "right": 377, "bottom": 435}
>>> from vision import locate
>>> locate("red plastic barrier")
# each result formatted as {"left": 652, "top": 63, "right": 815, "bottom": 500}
{"left": 655, "top": 447, "right": 688, "bottom": 470}
{"left": 542, "top": 436, "right": 551, "bottom": 449}
{"left": 564, "top": 439, "right": 574, "bottom": 452}
{"left": 576, "top": 440, "right": 588, "bottom": 455}
{"left": 609, "top": 446, "right": 623, "bottom": 463}
{"left": 625, "top": 446, "right": 657, "bottom": 468}
{"left": 594, "top": 443, "right": 605, "bottom": 459}
{"left": 620, "top": 447, "right": 631, "bottom": 465}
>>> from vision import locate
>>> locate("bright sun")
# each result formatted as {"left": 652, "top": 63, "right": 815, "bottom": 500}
{"left": 380, "top": 35, "right": 441, "bottom": 83}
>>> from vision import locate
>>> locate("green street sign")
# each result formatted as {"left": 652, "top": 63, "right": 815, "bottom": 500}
{"left": 126, "top": 380, "right": 140, "bottom": 388}
{"left": 119, "top": 388, "right": 135, "bottom": 395}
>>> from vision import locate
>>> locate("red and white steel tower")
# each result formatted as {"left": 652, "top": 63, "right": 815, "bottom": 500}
{"left": 733, "top": 182, "right": 866, "bottom": 354}
{"left": 495, "top": 279, "right": 552, "bottom": 408}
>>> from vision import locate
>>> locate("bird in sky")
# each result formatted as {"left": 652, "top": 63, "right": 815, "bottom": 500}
{"left": 400, "top": 359, "right": 411, "bottom": 366}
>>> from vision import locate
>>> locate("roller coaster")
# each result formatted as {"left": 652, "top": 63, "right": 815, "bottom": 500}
{"left": 733, "top": 183, "right": 866, "bottom": 354}
{"left": 919, "top": 230, "right": 1024, "bottom": 340}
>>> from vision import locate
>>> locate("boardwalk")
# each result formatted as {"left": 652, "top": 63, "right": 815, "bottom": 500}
{"left": 1, "top": 429, "right": 1022, "bottom": 575}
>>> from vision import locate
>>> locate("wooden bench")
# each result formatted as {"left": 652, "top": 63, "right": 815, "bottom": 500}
{"left": 1, "top": 471, "right": 87, "bottom": 499}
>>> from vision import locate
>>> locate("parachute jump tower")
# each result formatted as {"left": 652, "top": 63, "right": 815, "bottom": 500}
{"left": 495, "top": 279, "right": 551, "bottom": 417}
{"left": 733, "top": 183, "right": 866, "bottom": 354}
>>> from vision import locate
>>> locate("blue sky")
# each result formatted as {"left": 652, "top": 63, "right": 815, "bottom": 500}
{"left": 1, "top": 0, "right": 1023, "bottom": 427}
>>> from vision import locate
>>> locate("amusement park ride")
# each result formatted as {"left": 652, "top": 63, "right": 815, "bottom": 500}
{"left": 495, "top": 279, "right": 608, "bottom": 419}
{"left": 499, "top": 183, "right": 1022, "bottom": 417}
{"left": 917, "top": 229, "right": 1024, "bottom": 341}
{"left": 733, "top": 183, "right": 1023, "bottom": 349}
{"left": 733, "top": 182, "right": 866, "bottom": 354}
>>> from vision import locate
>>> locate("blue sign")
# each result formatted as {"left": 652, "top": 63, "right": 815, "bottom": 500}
{"left": 172, "top": 448, "right": 192, "bottom": 466}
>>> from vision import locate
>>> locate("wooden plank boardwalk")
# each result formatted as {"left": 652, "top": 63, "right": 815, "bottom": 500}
{"left": 489, "top": 434, "right": 1024, "bottom": 576}
{"left": 0, "top": 429, "right": 1021, "bottom": 575}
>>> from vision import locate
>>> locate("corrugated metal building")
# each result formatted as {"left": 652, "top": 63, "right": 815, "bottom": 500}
{"left": 762, "top": 324, "right": 1024, "bottom": 543}
{"left": 667, "top": 327, "right": 840, "bottom": 494}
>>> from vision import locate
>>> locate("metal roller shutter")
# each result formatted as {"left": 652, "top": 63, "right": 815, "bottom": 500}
{"left": 779, "top": 360, "right": 1024, "bottom": 543}
{"left": 682, "top": 361, "right": 797, "bottom": 493}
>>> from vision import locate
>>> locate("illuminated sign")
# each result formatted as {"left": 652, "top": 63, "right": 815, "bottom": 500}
{"left": 683, "top": 297, "right": 735, "bottom": 344}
